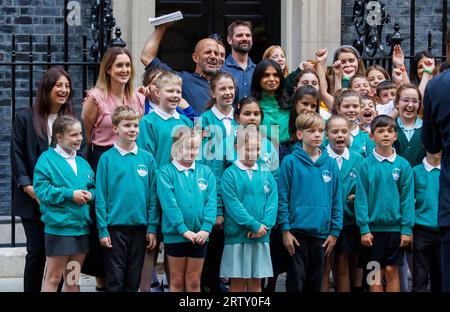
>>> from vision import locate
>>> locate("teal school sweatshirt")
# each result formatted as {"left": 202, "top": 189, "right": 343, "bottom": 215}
{"left": 277, "top": 143, "right": 343, "bottom": 239}
{"left": 157, "top": 161, "right": 217, "bottom": 244}
{"left": 95, "top": 147, "right": 158, "bottom": 238}
{"left": 355, "top": 151, "right": 415, "bottom": 235}
{"left": 34, "top": 148, "right": 95, "bottom": 236}
{"left": 221, "top": 162, "right": 278, "bottom": 244}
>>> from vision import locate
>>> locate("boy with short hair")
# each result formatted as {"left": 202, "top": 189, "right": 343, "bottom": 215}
{"left": 96, "top": 106, "right": 158, "bottom": 292}
{"left": 355, "top": 115, "right": 414, "bottom": 292}
{"left": 278, "top": 112, "right": 343, "bottom": 292}
{"left": 137, "top": 71, "right": 193, "bottom": 168}
{"left": 375, "top": 80, "right": 397, "bottom": 117}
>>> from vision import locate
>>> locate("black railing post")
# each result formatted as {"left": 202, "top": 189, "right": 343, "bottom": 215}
{"left": 47, "top": 34, "right": 52, "bottom": 69}
{"left": 29, "top": 35, "right": 33, "bottom": 108}
{"left": 82, "top": 35, "right": 88, "bottom": 97}
{"left": 410, "top": 0, "right": 416, "bottom": 69}
{"left": 442, "top": 0, "right": 448, "bottom": 61}
{"left": 428, "top": 31, "right": 433, "bottom": 53}
{"left": 11, "top": 34, "right": 17, "bottom": 248}
{"left": 64, "top": 0, "right": 69, "bottom": 71}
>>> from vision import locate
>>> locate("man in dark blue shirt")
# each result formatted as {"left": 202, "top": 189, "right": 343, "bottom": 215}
{"left": 422, "top": 30, "right": 450, "bottom": 292}
{"left": 140, "top": 22, "right": 220, "bottom": 115}
{"left": 221, "top": 20, "right": 256, "bottom": 102}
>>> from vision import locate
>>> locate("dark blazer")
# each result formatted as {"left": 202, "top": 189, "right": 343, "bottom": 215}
{"left": 422, "top": 69, "right": 450, "bottom": 227}
{"left": 11, "top": 108, "right": 49, "bottom": 220}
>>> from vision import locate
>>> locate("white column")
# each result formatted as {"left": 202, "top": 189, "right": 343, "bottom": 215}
{"left": 281, "top": 0, "right": 342, "bottom": 71}
{"left": 113, "top": 0, "right": 156, "bottom": 87}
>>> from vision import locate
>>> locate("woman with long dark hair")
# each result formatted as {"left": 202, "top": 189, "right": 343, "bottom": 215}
{"left": 251, "top": 59, "right": 290, "bottom": 152}
{"left": 11, "top": 67, "right": 75, "bottom": 292}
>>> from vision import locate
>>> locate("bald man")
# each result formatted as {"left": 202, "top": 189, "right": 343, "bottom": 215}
{"left": 141, "top": 22, "right": 220, "bottom": 115}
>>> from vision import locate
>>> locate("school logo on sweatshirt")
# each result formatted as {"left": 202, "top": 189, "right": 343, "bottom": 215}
{"left": 262, "top": 153, "right": 272, "bottom": 166}
{"left": 322, "top": 170, "right": 332, "bottom": 183}
{"left": 87, "top": 171, "right": 95, "bottom": 182}
{"left": 349, "top": 168, "right": 358, "bottom": 180}
{"left": 263, "top": 181, "right": 271, "bottom": 194}
{"left": 137, "top": 164, "right": 148, "bottom": 177}
{"left": 392, "top": 168, "right": 401, "bottom": 181}
{"left": 197, "top": 178, "right": 208, "bottom": 191}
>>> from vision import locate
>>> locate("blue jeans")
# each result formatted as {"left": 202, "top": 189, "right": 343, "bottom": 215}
{"left": 440, "top": 227, "right": 450, "bottom": 292}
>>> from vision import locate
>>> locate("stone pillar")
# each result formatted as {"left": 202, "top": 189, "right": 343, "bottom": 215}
{"left": 113, "top": 0, "right": 156, "bottom": 87}
{"left": 281, "top": 0, "right": 342, "bottom": 71}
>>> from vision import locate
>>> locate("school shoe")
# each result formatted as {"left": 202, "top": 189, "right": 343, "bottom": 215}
{"left": 151, "top": 281, "right": 162, "bottom": 292}
{"left": 219, "top": 278, "right": 229, "bottom": 292}
{"left": 160, "top": 280, "right": 170, "bottom": 292}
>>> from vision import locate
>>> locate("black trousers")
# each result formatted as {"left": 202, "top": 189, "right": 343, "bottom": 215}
{"left": 21, "top": 217, "right": 46, "bottom": 293}
{"left": 103, "top": 226, "right": 147, "bottom": 292}
{"left": 412, "top": 226, "right": 442, "bottom": 292}
{"left": 440, "top": 227, "right": 450, "bottom": 292}
{"left": 201, "top": 227, "right": 224, "bottom": 292}
{"left": 286, "top": 232, "right": 324, "bottom": 292}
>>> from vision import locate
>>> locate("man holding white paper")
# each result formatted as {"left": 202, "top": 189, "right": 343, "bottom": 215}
{"left": 140, "top": 21, "right": 220, "bottom": 115}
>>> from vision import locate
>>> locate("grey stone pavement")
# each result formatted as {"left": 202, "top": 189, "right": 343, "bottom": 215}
{"left": 0, "top": 273, "right": 288, "bottom": 292}
{"left": 0, "top": 216, "right": 288, "bottom": 292}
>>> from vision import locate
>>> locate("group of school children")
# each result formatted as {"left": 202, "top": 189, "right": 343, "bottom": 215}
{"left": 26, "top": 41, "right": 444, "bottom": 294}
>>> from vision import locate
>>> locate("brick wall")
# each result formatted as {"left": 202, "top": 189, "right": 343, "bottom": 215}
{"left": 0, "top": 0, "right": 96, "bottom": 215}
{"left": 341, "top": 0, "right": 449, "bottom": 59}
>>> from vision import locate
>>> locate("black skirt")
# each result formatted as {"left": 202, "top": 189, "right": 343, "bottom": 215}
{"left": 45, "top": 234, "right": 89, "bottom": 257}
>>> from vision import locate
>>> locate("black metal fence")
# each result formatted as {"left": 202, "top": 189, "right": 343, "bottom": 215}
{"left": 0, "top": 33, "right": 100, "bottom": 247}
{"left": 354, "top": 0, "right": 448, "bottom": 73}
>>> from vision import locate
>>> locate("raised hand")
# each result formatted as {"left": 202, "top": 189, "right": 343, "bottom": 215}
{"left": 315, "top": 48, "right": 328, "bottom": 64}
{"left": 392, "top": 44, "right": 405, "bottom": 68}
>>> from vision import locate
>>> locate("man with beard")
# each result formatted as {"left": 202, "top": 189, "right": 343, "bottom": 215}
{"left": 140, "top": 22, "right": 220, "bottom": 115}
{"left": 222, "top": 20, "right": 256, "bottom": 102}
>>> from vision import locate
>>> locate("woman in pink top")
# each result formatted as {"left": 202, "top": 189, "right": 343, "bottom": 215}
{"left": 80, "top": 46, "right": 144, "bottom": 290}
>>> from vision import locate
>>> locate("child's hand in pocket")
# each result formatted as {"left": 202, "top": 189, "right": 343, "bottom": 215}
{"left": 347, "top": 194, "right": 355, "bottom": 202}
{"left": 183, "top": 231, "right": 197, "bottom": 244}
{"left": 194, "top": 231, "right": 209, "bottom": 245}
{"left": 100, "top": 237, "right": 112, "bottom": 248}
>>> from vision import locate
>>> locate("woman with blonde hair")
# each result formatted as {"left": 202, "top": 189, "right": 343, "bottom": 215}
{"left": 81, "top": 46, "right": 145, "bottom": 291}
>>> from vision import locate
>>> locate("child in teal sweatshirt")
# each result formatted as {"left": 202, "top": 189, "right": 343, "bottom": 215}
{"left": 355, "top": 115, "right": 414, "bottom": 292}
{"left": 96, "top": 106, "right": 157, "bottom": 292}
{"left": 136, "top": 72, "right": 193, "bottom": 168}
{"left": 412, "top": 152, "right": 442, "bottom": 292}
{"left": 34, "top": 115, "right": 95, "bottom": 292}
{"left": 278, "top": 112, "right": 343, "bottom": 292}
{"left": 323, "top": 115, "right": 364, "bottom": 292}
{"left": 220, "top": 125, "right": 278, "bottom": 292}
{"left": 157, "top": 127, "right": 217, "bottom": 292}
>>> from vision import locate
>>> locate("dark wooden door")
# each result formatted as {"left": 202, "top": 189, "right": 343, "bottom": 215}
{"left": 156, "top": 0, "right": 281, "bottom": 72}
